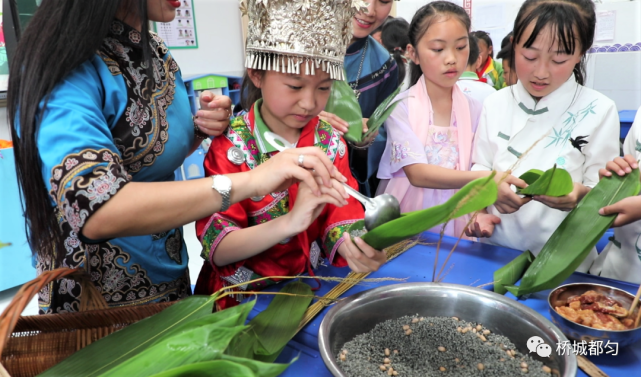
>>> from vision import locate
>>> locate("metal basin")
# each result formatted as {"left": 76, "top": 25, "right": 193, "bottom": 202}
{"left": 548, "top": 282, "right": 641, "bottom": 348}
{"left": 319, "top": 282, "right": 577, "bottom": 376}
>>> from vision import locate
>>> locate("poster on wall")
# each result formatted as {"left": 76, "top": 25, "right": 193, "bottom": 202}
{"left": 154, "top": 0, "right": 198, "bottom": 49}
{"left": 0, "top": 2, "right": 9, "bottom": 92}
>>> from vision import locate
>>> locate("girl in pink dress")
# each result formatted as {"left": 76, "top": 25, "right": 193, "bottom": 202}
{"left": 377, "top": 1, "right": 526, "bottom": 239}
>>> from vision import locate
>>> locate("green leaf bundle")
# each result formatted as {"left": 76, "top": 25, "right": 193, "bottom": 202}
{"left": 324, "top": 80, "right": 401, "bottom": 144}
{"left": 493, "top": 250, "right": 534, "bottom": 295}
{"left": 517, "top": 165, "right": 573, "bottom": 197}
{"left": 324, "top": 80, "right": 363, "bottom": 143}
{"left": 506, "top": 169, "right": 641, "bottom": 296}
{"left": 227, "top": 281, "right": 313, "bottom": 363}
{"left": 350, "top": 173, "right": 499, "bottom": 250}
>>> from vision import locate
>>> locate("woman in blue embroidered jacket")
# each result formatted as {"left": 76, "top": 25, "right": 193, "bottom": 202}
{"left": 9, "top": 0, "right": 345, "bottom": 314}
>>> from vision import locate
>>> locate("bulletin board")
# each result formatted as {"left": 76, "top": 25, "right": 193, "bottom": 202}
{"left": 154, "top": 0, "right": 199, "bottom": 49}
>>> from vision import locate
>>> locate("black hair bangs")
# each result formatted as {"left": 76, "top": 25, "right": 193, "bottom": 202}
{"left": 518, "top": 4, "right": 579, "bottom": 56}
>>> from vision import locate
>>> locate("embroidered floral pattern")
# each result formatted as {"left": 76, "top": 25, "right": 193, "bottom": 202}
{"left": 323, "top": 220, "right": 356, "bottom": 263}
{"left": 423, "top": 126, "right": 459, "bottom": 169}
{"left": 200, "top": 215, "right": 242, "bottom": 263}
{"left": 97, "top": 20, "right": 178, "bottom": 175}
{"left": 248, "top": 196, "right": 289, "bottom": 226}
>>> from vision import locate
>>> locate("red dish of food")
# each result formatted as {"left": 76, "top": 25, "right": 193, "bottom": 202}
{"left": 554, "top": 290, "right": 637, "bottom": 330}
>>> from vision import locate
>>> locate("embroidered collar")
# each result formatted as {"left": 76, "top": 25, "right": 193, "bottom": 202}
{"left": 459, "top": 71, "right": 481, "bottom": 81}
{"left": 109, "top": 19, "right": 163, "bottom": 54}
{"left": 515, "top": 75, "right": 578, "bottom": 116}
{"left": 346, "top": 37, "right": 368, "bottom": 55}
{"left": 248, "top": 100, "right": 317, "bottom": 154}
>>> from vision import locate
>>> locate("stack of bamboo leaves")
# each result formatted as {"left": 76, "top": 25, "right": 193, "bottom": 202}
{"left": 38, "top": 282, "right": 313, "bottom": 377}
{"left": 495, "top": 168, "right": 641, "bottom": 296}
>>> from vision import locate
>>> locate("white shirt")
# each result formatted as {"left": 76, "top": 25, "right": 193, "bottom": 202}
{"left": 457, "top": 74, "right": 496, "bottom": 104}
{"left": 591, "top": 106, "right": 641, "bottom": 283}
{"left": 471, "top": 77, "right": 620, "bottom": 272}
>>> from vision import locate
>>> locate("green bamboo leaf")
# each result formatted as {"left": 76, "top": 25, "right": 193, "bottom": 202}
{"left": 518, "top": 165, "right": 573, "bottom": 197}
{"left": 148, "top": 360, "right": 256, "bottom": 377}
{"left": 508, "top": 169, "right": 641, "bottom": 296}
{"left": 98, "top": 323, "right": 247, "bottom": 377}
{"left": 227, "top": 282, "right": 313, "bottom": 363}
{"left": 519, "top": 169, "right": 544, "bottom": 185}
{"left": 363, "top": 86, "right": 402, "bottom": 140}
{"left": 325, "top": 80, "right": 363, "bottom": 143}
{"left": 351, "top": 173, "right": 498, "bottom": 250}
{"left": 221, "top": 355, "right": 293, "bottom": 377}
{"left": 493, "top": 250, "right": 534, "bottom": 295}
{"left": 39, "top": 296, "right": 219, "bottom": 377}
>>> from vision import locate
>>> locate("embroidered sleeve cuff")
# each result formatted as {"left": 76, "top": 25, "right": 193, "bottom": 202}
{"left": 323, "top": 220, "right": 357, "bottom": 265}
{"left": 200, "top": 214, "right": 241, "bottom": 266}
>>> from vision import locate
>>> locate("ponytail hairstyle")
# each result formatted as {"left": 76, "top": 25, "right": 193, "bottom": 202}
{"left": 8, "top": 0, "right": 153, "bottom": 264}
{"left": 380, "top": 17, "right": 410, "bottom": 87}
{"left": 510, "top": 0, "right": 595, "bottom": 85}
{"left": 408, "top": 1, "right": 471, "bottom": 87}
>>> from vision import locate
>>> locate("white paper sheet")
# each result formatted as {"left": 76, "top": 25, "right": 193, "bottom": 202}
{"left": 595, "top": 10, "right": 616, "bottom": 42}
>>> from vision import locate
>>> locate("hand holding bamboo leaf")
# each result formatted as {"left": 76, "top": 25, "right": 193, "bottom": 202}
{"left": 493, "top": 171, "right": 531, "bottom": 214}
{"left": 533, "top": 182, "right": 591, "bottom": 212}
{"left": 598, "top": 155, "right": 638, "bottom": 179}
{"left": 338, "top": 232, "right": 386, "bottom": 273}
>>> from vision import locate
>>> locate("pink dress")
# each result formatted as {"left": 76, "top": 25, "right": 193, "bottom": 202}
{"left": 378, "top": 89, "right": 482, "bottom": 239}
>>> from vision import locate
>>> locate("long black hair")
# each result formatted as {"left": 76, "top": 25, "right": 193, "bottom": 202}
{"left": 8, "top": 0, "right": 153, "bottom": 263}
{"left": 511, "top": 0, "right": 595, "bottom": 85}
{"left": 381, "top": 18, "right": 410, "bottom": 87}
{"left": 408, "top": 1, "right": 471, "bottom": 87}
{"left": 467, "top": 35, "right": 480, "bottom": 68}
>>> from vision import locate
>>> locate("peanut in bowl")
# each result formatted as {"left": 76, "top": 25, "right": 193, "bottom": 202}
{"left": 548, "top": 283, "right": 641, "bottom": 348}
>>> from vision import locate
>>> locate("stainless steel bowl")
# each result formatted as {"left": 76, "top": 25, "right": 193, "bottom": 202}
{"left": 319, "top": 282, "right": 576, "bottom": 377}
{"left": 548, "top": 282, "right": 641, "bottom": 348}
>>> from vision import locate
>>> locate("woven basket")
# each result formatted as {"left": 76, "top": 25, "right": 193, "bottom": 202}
{"left": 0, "top": 268, "right": 176, "bottom": 377}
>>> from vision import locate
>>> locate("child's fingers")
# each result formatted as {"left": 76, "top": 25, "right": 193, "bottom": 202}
{"left": 623, "top": 154, "right": 638, "bottom": 169}
{"left": 599, "top": 168, "right": 613, "bottom": 179}
{"left": 599, "top": 201, "right": 625, "bottom": 217}
{"left": 503, "top": 174, "right": 527, "bottom": 189}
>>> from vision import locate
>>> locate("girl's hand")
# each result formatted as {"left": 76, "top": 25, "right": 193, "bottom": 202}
{"left": 465, "top": 210, "right": 501, "bottom": 238}
{"left": 494, "top": 171, "right": 531, "bottom": 214}
{"left": 534, "top": 182, "right": 590, "bottom": 211}
{"left": 338, "top": 233, "right": 386, "bottom": 273}
{"left": 319, "top": 111, "right": 349, "bottom": 135}
{"left": 194, "top": 91, "right": 233, "bottom": 136}
{"left": 353, "top": 118, "right": 379, "bottom": 147}
{"left": 248, "top": 147, "right": 347, "bottom": 197}
{"left": 599, "top": 155, "right": 638, "bottom": 180}
{"left": 599, "top": 196, "right": 641, "bottom": 227}
{"left": 286, "top": 180, "right": 348, "bottom": 235}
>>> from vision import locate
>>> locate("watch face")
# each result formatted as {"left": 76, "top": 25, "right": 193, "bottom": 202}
{"left": 214, "top": 175, "right": 232, "bottom": 192}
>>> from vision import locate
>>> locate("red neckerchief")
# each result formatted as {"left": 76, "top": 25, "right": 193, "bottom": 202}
{"left": 475, "top": 57, "right": 492, "bottom": 84}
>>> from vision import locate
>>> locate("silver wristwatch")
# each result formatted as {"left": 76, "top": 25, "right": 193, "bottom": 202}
{"left": 212, "top": 175, "right": 232, "bottom": 211}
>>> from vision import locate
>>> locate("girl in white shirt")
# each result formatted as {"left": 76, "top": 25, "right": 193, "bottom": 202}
{"left": 467, "top": 0, "right": 620, "bottom": 272}
{"left": 592, "top": 108, "right": 641, "bottom": 283}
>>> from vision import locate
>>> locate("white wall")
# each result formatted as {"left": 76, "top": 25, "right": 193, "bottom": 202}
{"left": 397, "top": 0, "right": 641, "bottom": 111}
{"left": 0, "top": 108, "right": 9, "bottom": 141}
{"left": 168, "top": 0, "right": 245, "bottom": 78}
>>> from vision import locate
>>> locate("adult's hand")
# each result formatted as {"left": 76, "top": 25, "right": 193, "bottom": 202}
{"left": 248, "top": 146, "right": 347, "bottom": 198}
{"left": 194, "top": 91, "right": 232, "bottom": 137}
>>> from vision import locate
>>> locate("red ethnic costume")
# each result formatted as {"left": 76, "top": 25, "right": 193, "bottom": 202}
{"left": 194, "top": 102, "right": 364, "bottom": 309}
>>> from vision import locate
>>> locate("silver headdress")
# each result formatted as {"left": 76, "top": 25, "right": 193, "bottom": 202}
{"left": 240, "top": 0, "right": 368, "bottom": 80}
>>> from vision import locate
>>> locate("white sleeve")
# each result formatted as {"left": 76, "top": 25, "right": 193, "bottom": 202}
{"left": 471, "top": 102, "right": 493, "bottom": 172}
{"left": 582, "top": 99, "right": 621, "bottom": 188}
{"left": 622, "top": 106, "right": 641, "bottom": 158}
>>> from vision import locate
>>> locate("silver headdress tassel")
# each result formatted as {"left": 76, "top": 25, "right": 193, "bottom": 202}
{"left": 240, "top": 0, "right": 368, "bottom": 80}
